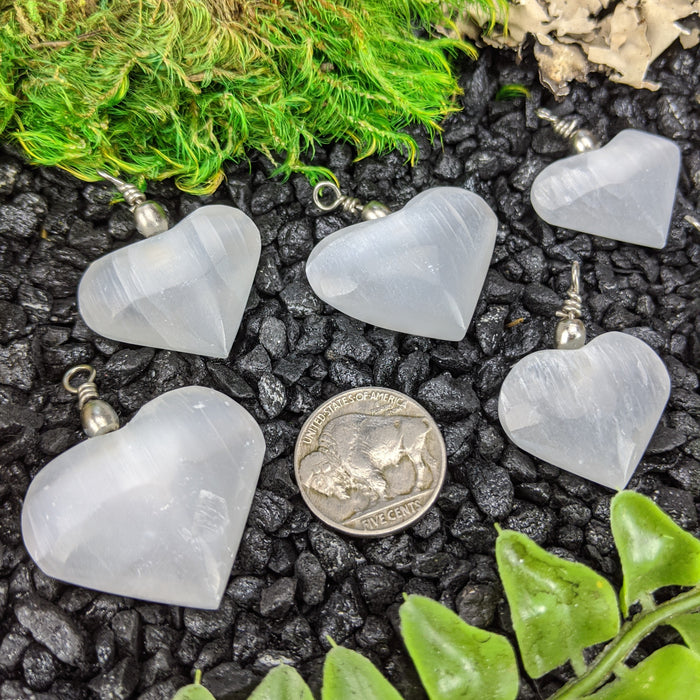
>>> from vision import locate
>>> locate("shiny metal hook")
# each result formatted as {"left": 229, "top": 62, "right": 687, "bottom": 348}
{"left": 63, "top": 365, "right": 120, "bottom": 437}
{"left": 555, "top": 262, "right": 586, "bottom": 350}
{"left": 312, "top": 181, "right": 346, "bottom": 212}
{"left": 98, "top": 170, "right": 169, "bottom": 237}
{"left": 63, "top": 364, "right": 97, "bottom": 396}
{"left": 312, "top": 181, "right": 390, "bottom": 220}
{"left": 536, "top": 108, "right": 601, "bottom": 154}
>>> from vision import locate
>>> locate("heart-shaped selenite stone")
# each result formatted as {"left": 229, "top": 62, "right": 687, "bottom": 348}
{"left": 78, "top": 205, "right": 261, "bottom": 358}
{"left": 305, "top": 188, "right": 497, "bottom": 340}
{"left": 498, "top": 332, "right": 670, "bottom": 490}
{"left": 22, "top": 386, "right": 265, "bottom": 609}
{"left": 531, "top": 130, "right": 680, "bottom": 249}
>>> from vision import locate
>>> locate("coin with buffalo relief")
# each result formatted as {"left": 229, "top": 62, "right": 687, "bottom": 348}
{"left": 294, "top": 387, "right": 446, "bottom": 537}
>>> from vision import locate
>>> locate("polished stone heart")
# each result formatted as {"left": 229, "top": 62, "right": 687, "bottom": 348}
{"left": 498, "top": 332, "right": 670, "bottom": 490}
{"left": 531, "top": 130, "right": 680, "bottom": 248}
{"left": 305, "top": 187, "right": 497, "bottom": 340}
{"left": 78, "top": 205, "right": 261, "bottom": 358}
{"left": 22, "top": 386, "right": 265, "bottom": 609}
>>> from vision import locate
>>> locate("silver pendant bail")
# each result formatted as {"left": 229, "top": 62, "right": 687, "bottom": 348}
{"left": 312, "top": 181, "right": 390, "bottom": 221}
{"left": 98, "top": 170, "right": 169, "bottom": 238}
{"left": 555, "top": 262, "right": 586, "bottom": 350}
{"left": 536, "top": 108, "right": 601, "bottom": 154}
{"left": 63, "top": 365, "right": 120, "bottom": 437}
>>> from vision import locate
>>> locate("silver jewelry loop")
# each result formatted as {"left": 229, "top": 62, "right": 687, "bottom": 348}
{"left": 570, "top": 261, "right": 581, "bottom": 296}
{"left": 312, "top": 181, "right": 343, "bottom": 211}
{"left": 98, "top": 170, "right": 169, "bottom": 237}
{"left": 63, "top": 365, "right": 97, "bottom": 394}
{"left": 536, "top": 108, "right": 580, "bottom": 140}
{"left": 312, "top": 181, "right": 364, "bottom": 215}
{"left": 554, "top": 262, "right": 586, "bottom": 350}
{"left": 536, "top": 108, "right": 600, "bottom": 153}
{"left": 97, "top": 170, "right": 146, "bottom": 209}
{"left": 556, "top": 262, "right": 583, "bottom": 320}
{"left": 63, "top": 365, "right": 100, "bottom": 410}
{"left": 62, "top": 365, "right": 120, "bottom": 435}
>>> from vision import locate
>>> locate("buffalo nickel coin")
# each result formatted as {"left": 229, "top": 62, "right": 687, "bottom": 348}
{"left": 294, "top": 387, "right": 446, "bottom": 537}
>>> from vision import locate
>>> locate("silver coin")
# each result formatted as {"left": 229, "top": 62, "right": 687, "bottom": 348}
{"left": 294, "top": 387, "right": 446, "bottom": 537}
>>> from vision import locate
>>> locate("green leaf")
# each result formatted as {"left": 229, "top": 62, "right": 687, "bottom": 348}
{"left": 585, "top": 645, "right": 700, "bottom": 699}
{"left": 172, "top": 686, "right": 215, "bottom": 700}
{"left": 248, "top": 665, "right": 313, "bottom": 700}
{"left": 171, "top": 671, "right": 216, "bottom": 700}
{"left": 400, "top": 594, "right": 518, "bottom": 700}
{"left": 669, "top": 612, "right": 700, "bottom": 654}
{"left": 611, "top": 491, "right": 700, "bottom": 615}
{"left": 322, "top": 646, "right": 403, "bottom": 700}
{"left": 496, "top": 528, "right": 620, "bottom": 678}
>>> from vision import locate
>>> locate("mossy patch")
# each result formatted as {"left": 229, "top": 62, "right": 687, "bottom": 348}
{"left": 0, "top": 0, "right": 505, "bottom": 193}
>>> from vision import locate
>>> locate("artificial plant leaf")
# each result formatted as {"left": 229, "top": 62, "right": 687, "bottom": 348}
{"left": 586, "top": 645, "right": 700, "bottom": 699}
{"left": 611, "top": 490, "right": 700, "bottom": 615}
{"left": 399, "top": 594, "right": 519, "bottom": 700}
{"left": 171, "top": 671, "right": 216, "bottom": 700}
{"left": 171, "top": 685, "right": 215, "bottom": 700}
{"left": 669, "top": 612, "right": 700, "bottom": 654}
{"left": 322, "top": 645, "right": 403, "bottom": 700}
{"left": 496, "top": 528, "right": 620, "bottom": 678}
{"left": 248, "top": 664, "right": 313, "bottom": 700}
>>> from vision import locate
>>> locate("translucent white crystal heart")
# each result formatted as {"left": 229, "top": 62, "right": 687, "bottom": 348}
{"left": 305, "top": 187, "right": 497, "bottom": 340}
{"left": 531, "top": 130, "right": 680, "bottom": 248}
{"left": 21, "top": 386, "right": 265, "bottom": 609}
{"left": 498, "top": 332, "right": 670, "bottom": 490}
{"left": 78, "top": 205, "right": 261, "bottom": 358}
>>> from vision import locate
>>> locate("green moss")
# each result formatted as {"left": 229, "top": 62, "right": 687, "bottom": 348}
{"left": 0, "top": 0, "right": 505, "bottom": 193}
{"left": 496, "top": 83, "right": 531, "bottom": 100}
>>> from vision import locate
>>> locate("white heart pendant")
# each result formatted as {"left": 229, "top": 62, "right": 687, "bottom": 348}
{"left": 78, "top": 205, "right": 261, "bottom": 358}
{"left": 498, "top": 332, "right": 670, "bottom": 490}
{"left": 21, "top": 386, "right": 265, "bottom": 609}
{"left": 531, "top": 130, "right": 680, "bottom": 248}
{"left": 305, "top": 187, "right": 497, "bottom": 341}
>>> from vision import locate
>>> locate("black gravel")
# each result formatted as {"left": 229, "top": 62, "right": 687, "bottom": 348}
{"left": 0, "top": 44, "right": 699, "bottom": 699}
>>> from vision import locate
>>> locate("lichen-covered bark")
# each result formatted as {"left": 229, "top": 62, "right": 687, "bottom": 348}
{"left": 455, "top": 0, "right": 699, "bottom": 95}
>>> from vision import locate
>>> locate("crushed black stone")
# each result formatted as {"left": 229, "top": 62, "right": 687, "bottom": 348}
{"left": 0, "top": 44, "right": 698, "bottom": 698}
